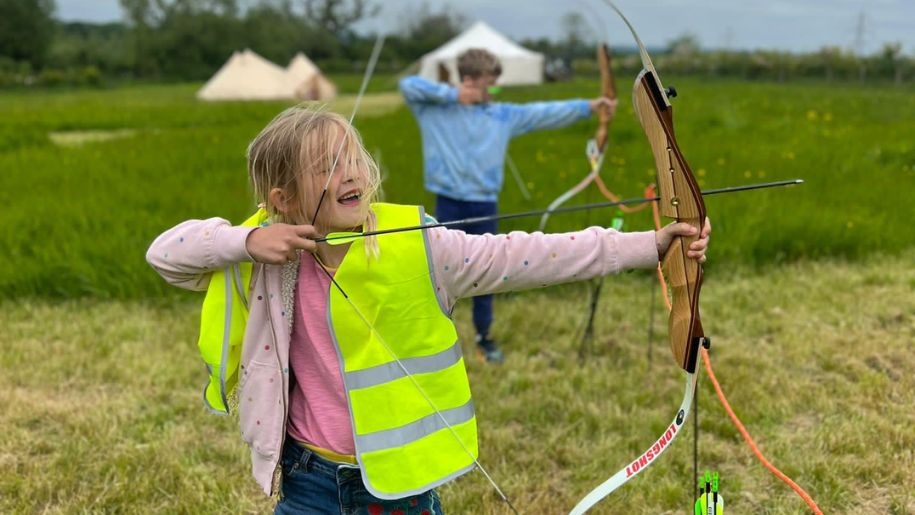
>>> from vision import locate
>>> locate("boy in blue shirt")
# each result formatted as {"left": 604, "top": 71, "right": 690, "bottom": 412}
{"left": 400, "top": 48, "right": 616, "bottom": 363}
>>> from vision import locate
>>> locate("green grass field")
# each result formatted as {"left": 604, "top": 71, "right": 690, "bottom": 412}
{"left": 1, "top": 76, "right": 913, "bottom": 298}
{"left": 1, "top": 75, "right": 913, "bottom": 513}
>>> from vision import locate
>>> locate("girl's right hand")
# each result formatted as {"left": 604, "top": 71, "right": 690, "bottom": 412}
{"left": 245, "top": 224, "right": 318, "bottom": 264}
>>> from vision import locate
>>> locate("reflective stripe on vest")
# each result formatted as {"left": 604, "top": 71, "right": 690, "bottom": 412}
{"left": 329, "top": 203, "right": 477, "bottom": 499}
{"left": 197, "top": 209, "right": 266, "bottom": 414}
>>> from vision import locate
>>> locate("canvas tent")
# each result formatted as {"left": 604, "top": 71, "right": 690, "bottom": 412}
{"left": 418, "top": 21, "right": 544, "bottom": 86}
{"left": 197, "top": 49, "right": 297, "bottom": 101}
{"left": 286, "top": 53, "right": 337, "bottom": 101}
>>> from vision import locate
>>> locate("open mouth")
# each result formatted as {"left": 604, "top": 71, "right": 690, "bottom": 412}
{"left": 337, "top": 191, "right": 361, "bottom": 207}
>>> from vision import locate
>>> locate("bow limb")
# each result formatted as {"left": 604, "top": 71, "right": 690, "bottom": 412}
{"left": 310, "top": 34, "right": 386, "bottom": 222}
{"left": 569, "top": 372, "right": 697, "bottom": 515}
{"left": 570, "top": 2, "right": 708, "bottom": 511}
{"left": 590, "top": 44, "right": 653, "bottom": 214}
{"left": 538, "top": 43, "right": 617, "bottom": 231}
{"left": 594, "top": 42, "right": 616, "bottom": 152}
{"left": 539, "top": 42, "right": 647, "bottom": 232}
{"left": 537, "top": 169, "right": 601, "bottom": 231}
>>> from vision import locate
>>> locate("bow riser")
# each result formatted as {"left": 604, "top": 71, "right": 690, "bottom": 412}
{"left": 632, "top": 69, "right": 706, "bottom": 374}
{"left": 661, "top": 252, "right": 703, "bottom": 372}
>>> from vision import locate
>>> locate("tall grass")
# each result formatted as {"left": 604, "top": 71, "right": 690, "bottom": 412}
{"left": 1, "top": 77, "right": 913, "bottom": 298}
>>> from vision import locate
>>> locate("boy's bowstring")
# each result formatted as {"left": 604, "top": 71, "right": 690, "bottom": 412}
{"left": 536, "top": 42, "right": 614, "bottom": 232}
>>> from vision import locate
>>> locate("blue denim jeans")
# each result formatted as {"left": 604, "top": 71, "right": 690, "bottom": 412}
{"left": 435, "top": 194, "right": 497, "bottom": 338}
{"left": 275, "top": 438, "right": 444, "bottom": 515}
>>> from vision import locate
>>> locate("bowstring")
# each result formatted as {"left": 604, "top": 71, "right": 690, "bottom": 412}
{"left": 306, "top": 32, "right": 519, "bottom": 513}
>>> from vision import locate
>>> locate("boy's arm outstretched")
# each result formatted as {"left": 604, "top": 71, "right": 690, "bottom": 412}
{"left": 503, "top": 99, "right": 594, "bottom": 137}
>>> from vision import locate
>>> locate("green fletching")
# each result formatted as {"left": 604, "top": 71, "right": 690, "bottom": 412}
{"left": 611, "top": 211, "right": 625, "bottom": 231}
{"left": 323, "top": 232, "right": 362, "bottom": 245}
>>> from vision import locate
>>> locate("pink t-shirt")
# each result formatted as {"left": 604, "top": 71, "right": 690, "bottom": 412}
{"left": 286, "top": 226, "right": 658, "bottom": 454}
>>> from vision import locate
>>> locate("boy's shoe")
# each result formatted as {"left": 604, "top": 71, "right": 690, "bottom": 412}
{"left": 475, "top": 334, "right": 504, "bottom": 364}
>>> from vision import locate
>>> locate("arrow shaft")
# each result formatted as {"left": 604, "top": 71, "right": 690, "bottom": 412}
{"left": 317, "top": 179, "right": 803, "bottom": 243}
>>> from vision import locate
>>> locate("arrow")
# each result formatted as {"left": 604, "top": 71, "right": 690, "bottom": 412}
{"left": 318, "top": 179, "right": 803, "bottom": 245}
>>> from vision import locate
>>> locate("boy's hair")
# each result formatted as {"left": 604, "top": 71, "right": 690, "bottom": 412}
{"left": 246, "top": 106, "right": 382, "bottom": 255}
{"left": 457, "top": 48, "right": 502, "bottom": 80}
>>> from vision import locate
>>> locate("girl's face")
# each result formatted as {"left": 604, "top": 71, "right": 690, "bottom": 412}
{"left": 308, "top": 128, "right": 369, "bottom": 235}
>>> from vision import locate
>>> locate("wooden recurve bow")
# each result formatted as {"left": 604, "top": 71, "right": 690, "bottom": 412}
{"left": 569, "top": 2, "right": 708, "bottom": 512}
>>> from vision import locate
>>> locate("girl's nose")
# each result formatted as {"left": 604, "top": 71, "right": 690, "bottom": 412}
{"left": 339, "top": 164, "right": 358, "bottom": 183}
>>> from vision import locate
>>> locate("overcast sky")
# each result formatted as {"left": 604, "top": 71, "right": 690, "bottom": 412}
{"left": 57, "top": 0, "right": 915, "bottom": 55}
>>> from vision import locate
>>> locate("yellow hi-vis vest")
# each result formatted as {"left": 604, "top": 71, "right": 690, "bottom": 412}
{"left": 329, "top": 203, "right": 477, "bottom": 499}
{"left": 197, "top": 209, "right": 267, "bottom": 414}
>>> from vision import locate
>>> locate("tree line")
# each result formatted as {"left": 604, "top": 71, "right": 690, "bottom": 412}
{"left": 1, "top": 0, "right": 912, "bottom": 88}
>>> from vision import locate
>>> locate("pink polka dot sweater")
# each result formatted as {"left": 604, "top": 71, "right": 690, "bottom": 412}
{"left": 146, "top": 216, "right": 659, "bottom": 495}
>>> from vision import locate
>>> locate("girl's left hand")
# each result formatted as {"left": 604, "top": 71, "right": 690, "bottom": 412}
{"left": 655, "top": 217, "right": 711, "bottom": 263}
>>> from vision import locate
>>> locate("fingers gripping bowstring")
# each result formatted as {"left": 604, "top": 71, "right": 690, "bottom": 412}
{"left": 306, "top": 33, "right": 519, "bottom": 513}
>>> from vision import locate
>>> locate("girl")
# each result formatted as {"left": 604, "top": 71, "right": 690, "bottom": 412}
{"left": 146, "top": 106, "right": 710, "bottom": 514}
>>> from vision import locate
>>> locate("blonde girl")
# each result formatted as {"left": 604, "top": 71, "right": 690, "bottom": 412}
{"left": 147, "top": 106, "right": 710, "bottom": 514}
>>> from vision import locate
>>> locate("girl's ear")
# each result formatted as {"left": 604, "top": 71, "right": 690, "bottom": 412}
{"left": 268, "top": 187, "right": 290, "bottom": 214}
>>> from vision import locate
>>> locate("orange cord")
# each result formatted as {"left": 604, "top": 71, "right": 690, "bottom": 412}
{"left": 699, "top": 347, "right": 824, "bottom": 514}
{"left": 593, "top": 176, "right": 650, "bottom": 214}
{"left": 649, "top": 186, "right": 822, "bottom": 513}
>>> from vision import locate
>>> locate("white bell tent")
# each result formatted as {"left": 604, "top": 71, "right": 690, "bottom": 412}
{"left": 286, "top": 53, "right": 337, "bottom": 101}
{"left": 197, "top": 49, "right": 297, "bottom": 101}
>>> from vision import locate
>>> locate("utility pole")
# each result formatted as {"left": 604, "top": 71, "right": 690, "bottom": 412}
{"left": 853, "top": 11, "right": 869, "bottom": 81}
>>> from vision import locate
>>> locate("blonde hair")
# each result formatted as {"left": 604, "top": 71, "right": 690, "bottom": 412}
{"left": 246, "top": 106, "right": 382, "bottom": 256}
{"left": 457, "top": 48, "right": 502, "bottom": 79}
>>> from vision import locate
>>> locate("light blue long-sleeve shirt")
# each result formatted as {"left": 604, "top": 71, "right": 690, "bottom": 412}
{"left": 400, "top": 75, "right": 592, "bottom": 202}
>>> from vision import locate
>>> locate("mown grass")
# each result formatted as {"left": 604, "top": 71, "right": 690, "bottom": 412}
{"left": 2, "top": 251, "right": 913, "bottom": 513}
{"left": 1, "top": 75, "right": 913, "bottom": 513}
{"left": 1, "top": 76, "right": 913, "bottom": 298}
